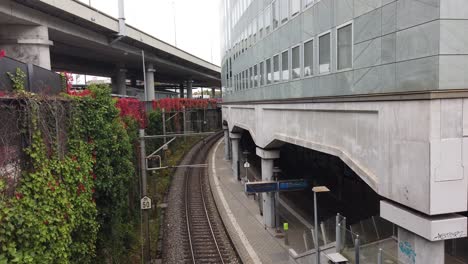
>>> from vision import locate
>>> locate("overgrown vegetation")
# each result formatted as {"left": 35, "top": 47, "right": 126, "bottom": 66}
{"left": 0, "top": 83, "right": 219, "bottom": 263}
{"left": 6, "top": 68, "right": 26, "bottom": 92}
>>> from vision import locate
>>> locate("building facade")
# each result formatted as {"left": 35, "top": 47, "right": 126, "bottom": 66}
{"left": 220, "top": 0, "right": 468, "bottom": 263}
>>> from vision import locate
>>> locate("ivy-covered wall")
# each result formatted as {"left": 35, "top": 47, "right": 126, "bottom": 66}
{"left": 0, "top": 85, "right": 137, "bottom": 263}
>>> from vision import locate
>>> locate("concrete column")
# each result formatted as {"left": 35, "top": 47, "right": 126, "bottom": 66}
{"left": 179, "top": 82, "right": 185, "bottom": 98}
{"left": 0, "top": 25, "right": 53, "bottom": 70}
{"left": 398, "top": 227, "right": 444, "bottom": 264}
{"left": 212, "top": 87, "right": 216, "bottom": 98}
{"left": 146, "top": 63, "right": 156, "bottom": 101}
{"left": 229, "top": 132, "right": 241, "bottom": 180}
{"left": 116, "top": 68, "right": 127, "bottom": 96}
{"left": 223, "top": 125, "right": 230, "bottom": 160}
{"left": 381, "top": 201, "right": 467, "bottom": 264}
{"left": 256, "top": 147, "right": 280, "bottom": 227}
{"left": 187, "top": 79, "right": 193, "bottom": 98}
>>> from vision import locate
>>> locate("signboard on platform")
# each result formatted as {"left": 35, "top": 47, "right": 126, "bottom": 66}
{"left": 245, "top": 180, "right": 308, "bottom": 194}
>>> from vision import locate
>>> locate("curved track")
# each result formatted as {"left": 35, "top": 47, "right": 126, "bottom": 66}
{"left": 181, "top": 133, "right": 240, "bottom": 264}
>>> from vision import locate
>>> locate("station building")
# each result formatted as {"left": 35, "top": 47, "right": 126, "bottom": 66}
{"left": 220, "top": 0, "right": 468, "bottom": 263}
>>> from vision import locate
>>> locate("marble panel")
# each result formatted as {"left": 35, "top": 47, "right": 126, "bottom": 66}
{"left": 396, "top": 20, "right": 439, "bottom": 61}
{"left": 397, "top": 0, "right": 439, "bottom": 30}
{"left": 440, "top": 0, "right": 468, "bottom": 19}
{"left": 354, "top": 37, "right": 382, "bottom": 69}
{"left": 354, "top": 7, "right": 382, "bottom": 43}
{"left": 381, "top": 33, "right": 396, "bottom": 64}
{"left": 382, "top": 1, "right": 396, "bottom": 35}
{"left": 354, "top": 0, "right": 382, "bottom": 18}
{"left": 439, "top": 55, "right": 468, "bottom": 90}
{"left": 396, "top": 56, "right": 439, "bottom": 91}
{"left": 440, "top": 20, "right": 468, "bottom": 55}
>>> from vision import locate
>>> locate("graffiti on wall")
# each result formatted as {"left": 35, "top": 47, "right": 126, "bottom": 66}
{"left": 399, "top": 241, "right": 416, "bottom": 264}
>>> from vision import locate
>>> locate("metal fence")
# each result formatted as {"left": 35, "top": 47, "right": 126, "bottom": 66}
{"left": 0, "top": 56, "right": 62, "bottom": 95}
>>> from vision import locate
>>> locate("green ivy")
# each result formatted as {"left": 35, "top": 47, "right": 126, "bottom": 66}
{"left": 0, "top": 100, "right": 98, "bottom": 264}
{"left": 6, "top": 68, "right": 26, "bottom": 92}
{"left": 71, "top": 85, "right": 136, "bottom": 262}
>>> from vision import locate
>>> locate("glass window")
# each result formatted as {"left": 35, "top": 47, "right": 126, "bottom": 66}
{"left": 254, "top": 64, "right": 258, "bottom": 87}
{"left": 258, "top": 11, "right": 264, "bottom": 39}
{"left": 280, "top": 0, "right": 289, "bottom": 24}
{"left": 266, "top": 58, "right": 272, "bottom": 84}
{"left": 253, "top": 17, "right": 258, "bottom": 43}
{"left": 272, "top": 0, "right": 279, "bottom": 29}
{"left": 249, "top": 67, "right": 253, "bottom": 88}
{"left": 240, "top": 71, "right": 244, "bottom": 90}
{"left": 292, "top": 46, "right": 300, "bottom": 79}
{"left": 291, "top": 0, "right": 300, "bottom": 16}
{"left": 273, "top": 54, "right": 280, "bottom": 82}
{"left": 244, "top": 70, "right": 248, "bottom": 89}
{"left": 304, "top": 39, "right": 313, "bottom": 77}
{"left": 260, "top": 61, "right": 265, "bottom": 86}
{"left": 281, "top": 50, "right": 289, "bottom": 81}
{"left": 304, "top": 0, "right": 313, "bottom": 8}
{"left": 337, "top": 23, "right": 352, "bottom": 70}
{"left": 319, "top": 33, "right": 331, "bottom": 73}
{"left": 264, "top": 6, "right": 271, "bottom": 34}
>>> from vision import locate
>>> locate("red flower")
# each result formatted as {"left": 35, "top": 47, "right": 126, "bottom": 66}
{"left": 15, "top": 192, "right": 23, "bottom": 200}
{"left": 43, "top": 220, "right": 49, "bottom": 225}
{"left": 71, "top": 156, "right": 77, "bottom": 161}
{"left": 0, "top": 49, "right": 5, "bottom": 58}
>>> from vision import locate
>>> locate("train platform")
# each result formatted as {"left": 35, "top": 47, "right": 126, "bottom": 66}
{"left": 208, "top": 139, "right": 290, "bottom": 264}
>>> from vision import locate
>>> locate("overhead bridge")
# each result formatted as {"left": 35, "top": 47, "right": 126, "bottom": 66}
{"left": 0, "top": 0, "right": 221, "bottom": 99}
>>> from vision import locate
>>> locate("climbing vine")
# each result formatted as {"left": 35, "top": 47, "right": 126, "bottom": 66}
{"left": 6, "top": 68, "right": 26, "bottom": 92}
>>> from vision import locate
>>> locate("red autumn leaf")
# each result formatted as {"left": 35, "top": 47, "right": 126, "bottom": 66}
{"left": 0, "top": 49, "right": 5, "bottom": 58}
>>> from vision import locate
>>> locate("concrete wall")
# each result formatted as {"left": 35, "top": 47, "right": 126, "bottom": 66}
{"left": 223, "top": 98, "right": 468, "bottom": 216}
{"left": 221, "top": 0, "right": 468, "bottom": 102}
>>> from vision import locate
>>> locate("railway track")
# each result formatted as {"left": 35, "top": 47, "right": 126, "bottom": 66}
{"left": 181, "top": 133, "right": 240, "bottom": 264}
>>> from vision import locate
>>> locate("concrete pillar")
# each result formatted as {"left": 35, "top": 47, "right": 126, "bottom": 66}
{"left": 187, "top": 79, "right": 193, "bottom": 98}
{"left": 398, "top": 227, "right": 444, "bottom": 264}
{"left": 212, "top": 87, "right": 216, "bottom": 98}
{"left": 131, "top": 78, "right": 137, "bottom": 87}
{"left": 0, "top": 25, "right": 53, "bottom": 70}
{"left": 256, "top": 147, "right": 280, "bottom": 227}
{"left": 381, "top": 201, "right": 467, "bottom": 264}
{"left": 179, "top": 82, "right": 185, "bottom": 98}
{"left": 146, "top": 63, "right": 156, "bottom": 101}
{"left": 223, "top": 125, "right": 230, "bottom": 160}
{"left": 116, "top": 68, "right": 127, "bottom": 96}
{"left": 229, "top": 132, "right": 241, "bottom": 180}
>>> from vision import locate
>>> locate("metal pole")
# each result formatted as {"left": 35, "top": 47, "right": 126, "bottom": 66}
{"left": 314, "top": 191, "right": 319, "bottom": 264}
{"left": 142, "top": 50, "right": 147, "bottom": 101}
{"left": 377, "top": 248, "right": 382, "bottom": 264}
{"left": 162, "top": 108, "right": 166, "bottom": 144}
{"left": 139, "top": 129, "right": 150, "bottom": 261}
{"left": 355, "top": 235, "right": 360, "bottom": 264}
{"left": 182, "top": 106, "right": 186, "bottom": 142}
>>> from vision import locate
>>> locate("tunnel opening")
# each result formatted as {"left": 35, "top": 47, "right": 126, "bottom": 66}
{"left": 278, "top": 143, "right": 380, "bottom": 225}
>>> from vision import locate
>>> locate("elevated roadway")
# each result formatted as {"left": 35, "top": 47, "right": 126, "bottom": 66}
{"left": 0, "top": 0, "right": 221, "bottom": 98}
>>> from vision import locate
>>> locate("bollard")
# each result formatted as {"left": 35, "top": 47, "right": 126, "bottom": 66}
{"left": 377, "top": 248, "right": 382, "bottom": 264}
{"left": 336, "top": 223, "right": 341, "bottom": 253}
{"left": 355, "top": 235, "right": 360, "bottom": 264}
{"left": 284, "top": 222, "right": 289, "bottom": 246}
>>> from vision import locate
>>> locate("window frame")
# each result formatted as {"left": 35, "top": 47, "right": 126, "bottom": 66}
{"left": 302, "top": 37, "right": 314, "bottom": 78}
{"left": 303, "top": 0, "right": 314, "bottom": 12}
{"left": 291, "top": 43, "right": 302, "bottom": 80}
{"left": 318, "top": 30, "right": 332, "bottom": 75}
{"left": 280, "top": 48, "right": 290, "bottom": 82}
{"left": 290, "top": 0, "right": 301, "bottom": 19}
{"left": 279, "top": 0, "right": 289, "bottom": 25}
{"left": 273, "top": 53, "right": 280, "bottom": 83}
{"left": 266, "top": 57, "right": 273, "bottom": 85}
{"left": 336, "top": 21, "right": 354, "bottom": 72}
{"left": 272, "top": 0, "right": 280, "bottom": 30}
{"left": 259, "top": 61, "right": 265, "bottom": 86}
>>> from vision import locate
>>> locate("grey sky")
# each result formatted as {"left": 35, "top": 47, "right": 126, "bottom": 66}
{"left": 78, "top": 0, "right": 221, "bottom": 66}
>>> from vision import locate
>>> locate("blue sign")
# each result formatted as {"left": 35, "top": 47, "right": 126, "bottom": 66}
{"left": 245, "top": 181, "right": 277, "bottom": 193}
{"left": 279, "top": 180, "right": 308, "bottom": 191}
{"left": 245, "top": 180, "right": 308, "bottom": 194}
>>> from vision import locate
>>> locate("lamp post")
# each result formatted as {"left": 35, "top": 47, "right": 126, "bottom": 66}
{"left": 312, "top": 186, "right": 330, "bottom": 264}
